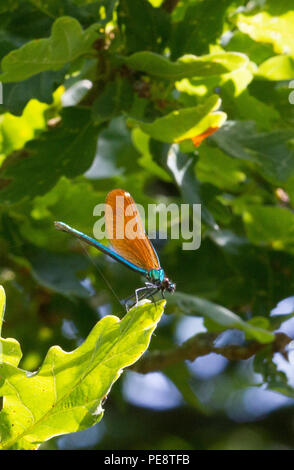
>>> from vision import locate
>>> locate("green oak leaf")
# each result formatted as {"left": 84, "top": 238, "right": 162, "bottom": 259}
{"left": 132, "top": 128, "right": 172, "bottom": 182}
{"left": 122, "top": 51, "right": 248, "bottom": 80}
{"left": 26, "top": 177, "right": 104, "bottom": 239}
{"left": 169, "top": 0, "right": 234, "bottom": 58}
{"left": 235, "top": 5, "right": 294, "bottom": 57}
{"left": 172, "top": 291, "right": 274, "bottom": 344}
{"left": 243, "top": 205, "right": 294, "bottom": 251}
{"left": 0, "top": 17, "right": 99, "bottom": 83}
{"left": 0, "top": 107, "right": 100, "bottom": 205}
{"left": 0, "top": 286, "right": 22, "bottom": 367}
{"left": 117, "top": 0, "right": 170, "bottom": 54}
{"left": 0, "top": 99, "right": 49, "bottom": 156}
{"left": 0, "top": 296, "right": 165, "bottom": 450}
{"left": 196, "top": 145, "right": 246, "bottom": 191}
{"left": 1, "top": 68, "right": 67, "bottom": 115}
{"left": 128, "top": 95, "right": 226, "bottom": 144}
{"left": 257, "top": 55, "right": 294, "bottom": 80}
{"left": 28, "top": 248, "right": 91, "bottom": 298}
{"left": 211, "top": 121, "right": 294, "bottom": 184}
{"left": 224, "top": 30, "right": 274, "bottom": 65}
{"left": 92, "top": 78, "right": 134, "bottom": 125}
{"left": 86, "top": 116, "right": 141, "bottom": 179}
{"left": 26, "top": 0, "right": 115, "bottom": 27}
{"left": 166, "top": 143, "right": 218, "bottom": 230}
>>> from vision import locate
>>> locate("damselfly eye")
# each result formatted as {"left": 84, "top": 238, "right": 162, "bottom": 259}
{"left": 162, "top": 278, "right": 176, "bottom": 293}
{"left": 168, "top": 282, "right": 176, "bottom": 293}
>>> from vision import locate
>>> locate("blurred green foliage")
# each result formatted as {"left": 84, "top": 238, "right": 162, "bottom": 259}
{"left": 0, "top": 0, "right": 294, "bottom": 450}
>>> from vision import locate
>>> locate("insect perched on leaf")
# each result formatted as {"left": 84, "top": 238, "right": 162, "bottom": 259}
{"left": 54, "top": 189, "right": 176, "bottom": 310}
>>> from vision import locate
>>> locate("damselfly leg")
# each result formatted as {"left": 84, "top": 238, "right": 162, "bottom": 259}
{"left": 124, "top": 286, "right": 160, "bottom": 311}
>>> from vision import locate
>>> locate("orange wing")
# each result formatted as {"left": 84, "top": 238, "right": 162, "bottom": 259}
{"left": 105, "top": 189, "right": 160, "bottom": 271}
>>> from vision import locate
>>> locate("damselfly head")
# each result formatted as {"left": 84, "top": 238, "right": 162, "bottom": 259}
{"left": 162, "top": 277, "right": 176, "bottom": 294}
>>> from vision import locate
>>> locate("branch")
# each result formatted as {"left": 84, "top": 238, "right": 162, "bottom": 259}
{"left": 131, "top": 331, "right": 292, "bottom": 374}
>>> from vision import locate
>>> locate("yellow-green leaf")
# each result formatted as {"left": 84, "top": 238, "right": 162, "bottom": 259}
{"left": 128, "top": 95, "right": 227, "bottom": 144}
{"left": 235, "top": 10, "right": 294, "bottom": 57}
{"left": 257, "top": 55, "right": 294, "bottom": 80}
{"left": 0, "top": 299, "right": 165, "bottom": 450}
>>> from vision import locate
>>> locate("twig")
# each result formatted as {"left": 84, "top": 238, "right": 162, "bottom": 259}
{"left": 130, "top": 332, "right": 292, "bottom": 374}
